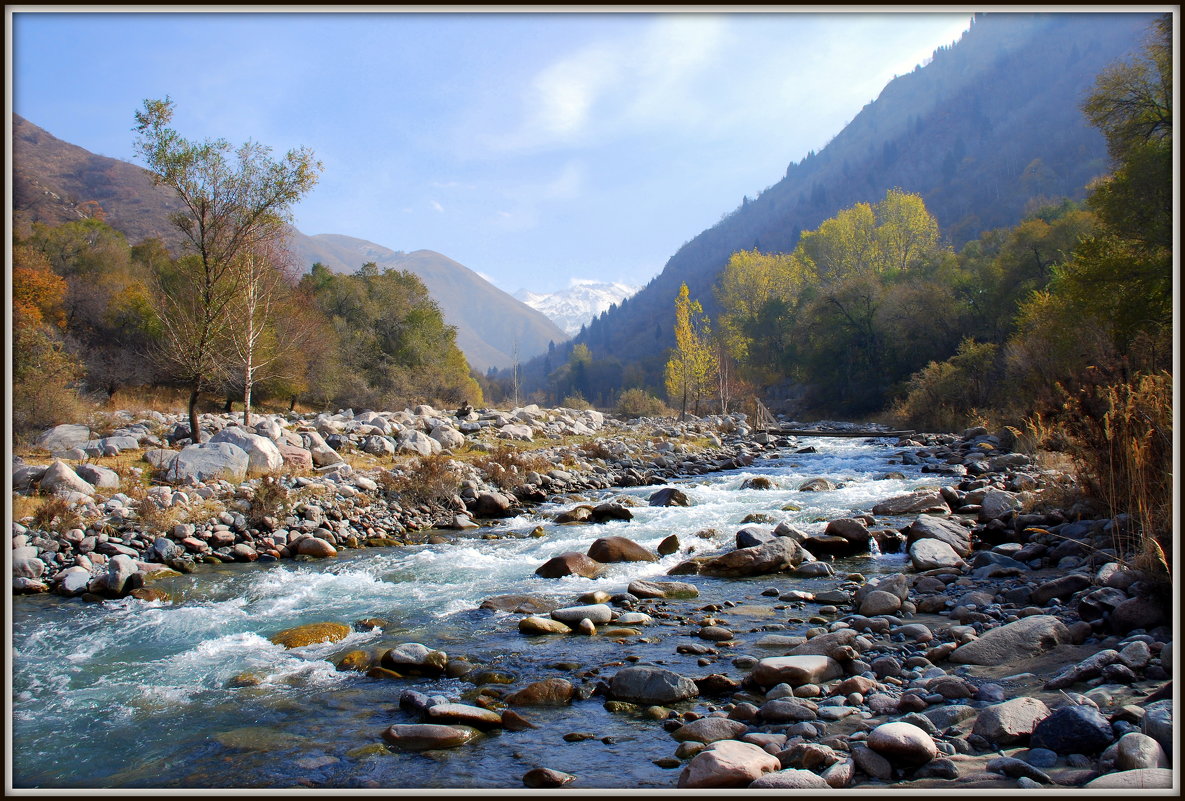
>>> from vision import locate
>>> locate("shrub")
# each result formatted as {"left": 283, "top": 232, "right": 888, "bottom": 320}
{"left": 248, "top": 474, "right": 291, "bottom": 526}
{"left": 561, "top": 394, "right": 592, "bottom": 410}
{"left": 1025, "top": 371, "right": 1172, "bottom": 583}
{"left": 31, "top": 495, "right": 84, "bottom": 533}
{"left": 381, "top": 453, "right": 460, "bottom": 506}
{"left": 891, "top": 338, "right": 1001, "bottom": 432}
{"left": 472, "top": 445, "right": 553, "bottom": 490}
{"left": 615, "top": 388, "right": 669, "bottom": 418}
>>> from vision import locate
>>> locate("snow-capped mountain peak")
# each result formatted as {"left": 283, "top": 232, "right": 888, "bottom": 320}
{"left": 514, "top": 279, "right": 640, "bottom": 337}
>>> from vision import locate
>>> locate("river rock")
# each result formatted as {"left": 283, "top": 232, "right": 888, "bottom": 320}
{"left": 276, "top": 443, "right": 314, "bottom": 470}
{"left": 1030, "top": 573, "right": 1093, "bottom": 606}
{"left": 381, "top": 723, "right": 478, "bottom": 751}
{"left": 518, "top": 616, "right": 571, "bottom": 635}
{"left": 752, "top": 656, "right": 842, "bottom": 688}
{"left": 296, "top": 537, "right": 337, "bottom": 558}
{"left": 786, "top": 628, "right": 863, "bottom": 659}
{"left": 1115, "top": 732, "right": 1169, "bottom": 770}
{"left": 550, "top": 604, "right": 613, "bottom": 625}
{"left": 424, "top": 703, "right": 502, "bottom": 729}
{"left": 649, "top": 487, "right": 690, "bottom": 507}
{"left": 590, "top": 502, "right": 633, "bottom": 522}
{"left": 535, "top": 552, "right": 604, "bottom": 579}
{"left": 39, "top": 460, "right": 96, "bottom": 496}
{"left": 1142, "top": 699, "right": 1172, "bottom": 753}
{"left": 1109, "top": 596, "right": 1168, "bottom": 634}
{"left": 907, "top": 515, "right": 972, "bottom": 557}
{"left": 677, "top": 740, "right": 781, "bottom": 789}
{"left": 910, "top": 538, "right": 966, "bottom": 571}
{"left": 699, "top": 537, "right": 806, "bottom": 577}
{"left": 741, "top": 476, "right": 776, "bottom": 490}
{"left": 858, "top": 590, "right": 902, "bottom": 616}
{"left": 798, "top": 477, "right": 835, "bottom": 492}
{"left": 978, "top": 489, "right": 1020, "bottom": 521}
{"left": 672, "top": 717, "right": 748, "bottom": 744}
{"left": 480, "top": 594, "right": 557, "bottom": 614}
{"left": 587, "top": 536, "right": 657, "bottom": 563}
{"left": 522, "top": 768, "right": 576, "bottom": 788}
{"left": 300, "top": 430, "right": 345, "bottom": 466}
{"left": 506, "top": 678, "right": 576, "bottom": 706}
{"left": 750, "top": 768, "right": 832, "bottom": 789}
{"left": 12, "top": 557, "right": 46, "bottom": 579}
{"left": 608, "top": 666, "right": 698, "bottom": 705}
{"left": 269, "top": 622, "right": 351, "bottom": 649}
{"left": 380, "top": 643, "right": 448, "bottom": 675}
{"left": 1030, "top": 704, "right": 1115, "bottom": 754}
{"left": 627, "top": 579, "right": 699, "bottom": 599}
{"left": 866, "top": 721, "right": 937, "bottom": 766}
{"left": 166, "top": 442, "right": 250, "bottom": 483}
{"left": 950, "top": 615, "right": 1070, "bottom": 665}
{"left": 74, "top": 464, "right": 120, "bottom": 490}
{"left": 104, "top": 554, "right": 139, "bottom": 596}
{"left": 473, "top": 491, "right": 515, "bottom": 518}
{"left": 758, "top": 698, "right": 818, "bottom": 723}
{"left": 972, "top": 697, "right": 1051, "bottom": 746}
{"left": 1084, "top": 769, "right": 1174, "bottom": 789}
{"left": 36, "top": 424, "right": 92, "bottom": 453}
{"left": 851, "top": 743, "right": 893, "bottom": 780}
{"left": 429, "top": 425, "right": 465, "bottom": 450}
{"left": 209, "top": 427, "right": 284, "bottom": 473}
{"left": 872, "top": 490, "right": 947, "bottom": 516}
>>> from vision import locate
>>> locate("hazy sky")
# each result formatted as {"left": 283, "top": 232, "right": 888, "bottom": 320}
{"left": 10, "top": 9, "right": 974, "bottom": 294}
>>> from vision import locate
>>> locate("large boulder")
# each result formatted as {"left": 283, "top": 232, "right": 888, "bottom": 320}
{"left": 1084, "top": 769, "right": 1174, "bottom": 789}
{"left": 587, "top": 536, "right": 657, "bottom": 563}
{"left": 550, "top": 604, "right": 613, "bottom": 625}
{"left": 872, "top": 490, "right": 947, "bottom": 516}
{"left": 752, "top": 655, "right": 843, "bottom": 687}
{"left": 699, "top": 537, "right": 807, "bottom": 577}
{"left": 397, "top": 429, "right": 442, "bottom": 457}
{"left": 608, "top": 666, "right": 698, "bottom": 705}
{"left": 39, "top": 460, "right": 96, "bottom": 496}
{"left": 649, "top": 487, "right": 691, "bottom": 507}
{"left": 867, "top": 721, "right": 937, "bottom": 766}
{"left": 429, "top": 425, "right": 465, "bottom": 450}
{"left": 1030, "top": 704, "right": 1115, "bottom": 754}
{"left": 209, "top": 427, "right": 284, "bottom": 473}
{"left": 972, "top": 697, "right": 1051, "bottom": 746}
{"left": 300, "top": 430, "right": 345, "bottom": 466}
{"left": 671, "top": 717, "right": 749, "bottom": 744}
{"left": 35, "top": 424, "right": 92, "bottom": 453}
{"left": 269, "top": 622, "right": 351, "bottom": 649}
{"left": 380, "top": 643, "right": 448, "bottom": 676}
{"left": 907, "top": 515, "right": 972, "bottom": 557}
{"left": 472, "top": 492, "right": 515, "bottom": 518}
{"left": 909, "top": 538, "right": 966, "bottom": 571}
{"left": 74, "top": 464, "right": 120, "bottom": 489}
{"left": 535, "top": 552, "right": 604, "bottom": 579}
{"left": 677, "top": 740, "right": 780, "bottom": 789}
{"left": 949, "top": 615, "right": 1070, "bottom": 665}
{"left": 505, "top": 678, "right": 576, "bottom": 706}
{"left": 166, "top": 442, "right": 250, "bottom": 483}
{"left": 277, "top": 443, "right": 315, "bottom": 470}
{"left": 627, "top": 579, "right": 699, "bottom": 599}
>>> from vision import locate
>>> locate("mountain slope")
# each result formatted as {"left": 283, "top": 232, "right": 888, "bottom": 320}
{"left": 286, "top": 235, "right": 568, "bottom": 371}
{"left": 523, "top": 11, "right": 1159, "bottom": 390}
{"left": 11, "top": 114, "right": 565, "bottom": 372}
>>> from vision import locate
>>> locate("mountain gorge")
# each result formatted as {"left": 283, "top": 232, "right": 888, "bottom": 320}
{"left": 11, "top": 114, "right": 565, "bottom": 373}
{"left": 523, "top": 11, "right": 1160, "bottom": 393}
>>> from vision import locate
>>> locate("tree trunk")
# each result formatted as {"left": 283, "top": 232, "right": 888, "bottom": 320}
{"left": 189, "top": 385, "right": 203, "bottom": 444}
{"left": 243, "top": 359, "right": 253, "bottom": 429}
{"left": 289, "top": 395, "right": 297, "bottom": 412}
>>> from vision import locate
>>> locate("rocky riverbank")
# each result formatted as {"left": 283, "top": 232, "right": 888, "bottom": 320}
{"left": 9, "top": 406, "right": 1175, "bottom": 790}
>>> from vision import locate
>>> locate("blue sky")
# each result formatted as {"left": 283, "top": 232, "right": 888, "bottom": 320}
{"left": 11, "top": 9, "right": 973, "bottom": 294}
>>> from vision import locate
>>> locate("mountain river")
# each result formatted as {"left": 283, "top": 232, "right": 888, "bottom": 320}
{"left": 11, "top": 435, "right": 957, "bottom": 790}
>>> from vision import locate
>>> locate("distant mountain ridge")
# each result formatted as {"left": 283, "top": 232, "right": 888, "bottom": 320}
{"left": 11, "top": 114, "right": 566, "bottom": 372}
{"left": 515, "top": 280, "right": 640, "bottom": 337}
{"left": 521, "top": 11, "right": 1159, "bottom": 391}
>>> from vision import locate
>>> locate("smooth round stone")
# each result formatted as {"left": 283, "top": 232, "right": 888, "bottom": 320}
{"left": 268, "top": 622, "right": 351, "bottom": 649}
{"left": 522, "top": 768, "right": 575, "bottom": 788}
{"left": 519, "top": 616, "right": 571, "bottom": 635}
{"left": 550, "top": 604, "right": 613, "bottom": 625}
{"left": 867, "top": 721, "right": 938, "bottom": 766}
{"left": 699, "top": 626, "right": 734, "bottom": 641}
{"left": 381, "top": 723, "right": 479, "bottom": 751}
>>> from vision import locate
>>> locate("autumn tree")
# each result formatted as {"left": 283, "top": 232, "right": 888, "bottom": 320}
{"left": 665, "top": 283, "right": 718, "bottom": 419}
{"left": 133, "top": 97, "right": 322, "bottom": 442}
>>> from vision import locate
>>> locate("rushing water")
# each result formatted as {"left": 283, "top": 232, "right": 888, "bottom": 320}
{"left": 11, "top": 436, "right": 950, "bottom": 790}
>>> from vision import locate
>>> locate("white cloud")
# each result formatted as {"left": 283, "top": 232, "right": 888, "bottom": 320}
{"left": 491, "top": 15, "right": 727, "bottom": 152}
{"left": 430, "top": 200, "right": 445, "bottom": 213}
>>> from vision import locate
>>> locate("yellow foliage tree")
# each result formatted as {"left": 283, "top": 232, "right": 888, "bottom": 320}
{"left": 665, "top": 283, "right": 718, "bottom": 419}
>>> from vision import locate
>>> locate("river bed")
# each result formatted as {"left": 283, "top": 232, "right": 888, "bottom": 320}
{"left": 11, "top": 436, "right": 953, "bottom": 790}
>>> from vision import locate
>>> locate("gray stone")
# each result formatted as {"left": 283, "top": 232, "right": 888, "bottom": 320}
{"left": 749, "top": 768, "right": 832, "bottom": 789}
{"left": 105, "top": 554, "right": 139, "bottom": 596}
{"left": 907, "top": 515, "right": 972, "bottom": 557}
{"left": 1115, "top": 732, "right": 1169, "bottom": 770}
{"left": 871, "top": 490, "right": 947, "bottom": 516}
{"left": 39, "top": 460, "right": 96, "bottom": 496}
{"left": 752, "top": 655, "right": 842, "bottom": 688}
{"left": 867, "top": 721, "right": 937, "bottom": 766}
{"left": 1141, "top": 700, "right": 1172, "bottom": 754}
{"left": 35, "top": 424, "right": 92, "bottom": 453}
{"left": 301, "top": 430, "right": 345, "bottom": 466}
{"left": 1083, "top": 768, "right": 1174, "bottom": 789}
{"left": 972, "top": 697, "right": 1051, "bottom": 746}
{"left": 700, "top": 537, "right": 807, "bottom": 577}
{"left": 550, "top": 604, "right": 613, "bottom": 625}
{"left": 950, "top": 615, "right": 1070, "bottom": 666}
{"left": 166, "top": 442, "right": 250, "bottom": 483}
{"left": 209, "top": 427, "right": 284, "bottom": 473}
{"left": 677, "top": 740, "right": 781, "bottom": 789}
{"left": 74, "top": 464, "right": 120, "bottom": 489}
{"left": 608, "top": 666, "right": 699, "bottom": 705}
{"left": 671, "top": 717, "right": 748, "bottom": 744}
{"left": 910, "top": 537, "right": 965, "bottom": 571}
